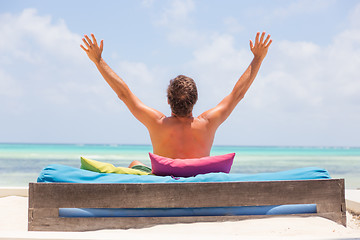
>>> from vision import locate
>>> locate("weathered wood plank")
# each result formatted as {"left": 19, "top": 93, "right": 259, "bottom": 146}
{"left": 29, "top": 208, "right": 58, "bottom": 218}
{"left": 339, "top": 178, "right": 346, "bottom": 226}
{"left": 29, "top": 179, "right": 343, "bottom": 208}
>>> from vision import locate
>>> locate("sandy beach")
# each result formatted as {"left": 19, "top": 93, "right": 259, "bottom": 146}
{"left": 1, "top": 188, "right": 360, "bottom": 240}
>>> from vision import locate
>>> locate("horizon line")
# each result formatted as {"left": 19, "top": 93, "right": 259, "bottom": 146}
{"left": 0, "top": 142, "right": 359, "bottom": 149}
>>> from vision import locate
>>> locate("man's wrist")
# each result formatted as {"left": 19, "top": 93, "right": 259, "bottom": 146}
{"left": 253, "top": 55, "right": 264, "bottom": 62}
{"left": 94, "top": 57, "right": 103, "bottom": 66}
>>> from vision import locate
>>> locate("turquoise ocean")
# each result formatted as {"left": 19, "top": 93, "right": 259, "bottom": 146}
{"left": 0, "top": 143, "right": 359, "bottom": 188}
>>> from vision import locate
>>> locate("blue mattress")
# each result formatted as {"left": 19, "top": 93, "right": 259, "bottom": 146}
{"left": 37, "top": 164, "right": 328, "bottom": 218}
{"left": 37, "top": 164, "right": 330, "bottom": 183}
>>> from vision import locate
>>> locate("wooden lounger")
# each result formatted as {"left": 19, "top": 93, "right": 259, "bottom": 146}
{"left": 28, "top": 179, "right": 346, "bottom": 231}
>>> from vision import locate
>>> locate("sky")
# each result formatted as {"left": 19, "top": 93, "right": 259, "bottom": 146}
{"left": 0, "top": 0, "right": 359, "bottom": 146}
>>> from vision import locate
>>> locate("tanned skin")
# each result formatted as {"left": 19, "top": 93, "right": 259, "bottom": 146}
{"left": 81, "top": 32, "right": 272, "bottom": 167}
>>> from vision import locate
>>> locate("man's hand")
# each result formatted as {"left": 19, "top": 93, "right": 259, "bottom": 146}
{"left": 80, "top": 33, "right": 103, "bottom": 64}
{"left": 250, "top": 32, "right": 272, "bottom": 60}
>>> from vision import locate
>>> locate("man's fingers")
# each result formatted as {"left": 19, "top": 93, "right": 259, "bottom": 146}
{"left": 91, "top": 33, "right": 98, "bottom": 46}
{"left": 263, "top": 34, "right": 270, "bottom": 45}
{"left": 249, "top": 40, "right": 254, "bottom": 49}
{"left": 84, "top": 35, "right": 93, "bottom": 47}
{"left": 100, "top": 40, "right": 104, "bottom": 52}
{"left": 82, "top": 38, "right": 90, "bottom": 48}
{"left": 80, "top": 44, "right": 88, "bottom": 52}
{"left": 255, "top": 32, "right": 260, "bottom": 46}
{"left": 260, "top": 32, "right": 265, "bottom": 44}
{"left": 265, "top": 39, "right": 273, "bottom": 48}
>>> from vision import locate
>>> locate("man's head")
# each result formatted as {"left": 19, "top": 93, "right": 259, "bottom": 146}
{"left": 167, "top": 75, "right": 198, "bottom": 117}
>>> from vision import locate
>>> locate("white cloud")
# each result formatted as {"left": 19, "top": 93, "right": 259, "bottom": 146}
{"left": 278, "top": 41, "right": 321, "bottom": 58}
{"left": 247, "top": 32, "right": 360, "bottom": 117}
{"left": 114, "top": 60, "right": 169, "bottom": 112}
{"left": 150, "top": 0, "right": 206, "bottom": 47}
{"left": 117, "top": 61, "right": 156, "bottom": 84}
{"left": 157, "top": 0, "right": 195, "bottom": 26}
{"left": 192, "top": 34, "right": 249, "bottom": 68}
{"left": 0, "top": 9, "right": 81, "bottom": 64}
{"left": 166, "top": 27, "right": 205, "bottom": 46}
{"left": 0, "top": 9, "right": 120, "bottom": 118}
{"left": 349, "top": 2, "right": 360, "bottom": 28}
{"left": 271, "top": 0, "right": 335, "bottom": 19}
{"left": 0, "top": 69, "right": 25, "bottom": 115}
{"left": 223, "top": 17, "right": 244, "bottom": 34}
{"left": 0, "top": 8, "right": 149, "bottom": 143}
{"left": 0, "top": 69, "right": 23, "bottom": 98}
{"left": 0, "top": 8, "right": 171, "bottom": 139}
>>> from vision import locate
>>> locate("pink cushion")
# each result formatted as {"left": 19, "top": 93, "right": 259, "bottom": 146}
{"left": 149, "top": 152, "right": 235, "bottom": 177}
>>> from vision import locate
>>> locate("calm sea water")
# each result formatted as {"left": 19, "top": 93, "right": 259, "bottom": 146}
{"left": 0, "top": 143, "right": 359, "bottom": 188}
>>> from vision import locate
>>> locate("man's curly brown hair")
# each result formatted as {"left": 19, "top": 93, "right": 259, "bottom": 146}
{"left": 167, "top": 75, "right": 198, "bottom": 117}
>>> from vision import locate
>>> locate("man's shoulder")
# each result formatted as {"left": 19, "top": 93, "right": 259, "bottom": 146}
{"left": 196, "top": 115, "right": 210, "bottom": 123}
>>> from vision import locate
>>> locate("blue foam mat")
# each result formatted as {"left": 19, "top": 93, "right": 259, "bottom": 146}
{"left": 59, "top": 204, "right": 317, "bottom": 218}
{"left": 37, "top": 164, "right": 330, "bottom": 183}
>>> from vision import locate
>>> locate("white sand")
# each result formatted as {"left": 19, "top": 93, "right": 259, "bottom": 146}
{"left": 347, "top": 189, "right": 360, "bottom": 215}
{"left": 1, "top": 196, "right": 360, "bottom": 240}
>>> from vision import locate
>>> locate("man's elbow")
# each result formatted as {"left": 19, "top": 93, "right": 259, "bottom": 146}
{"left": 117, "top": 93, "right": 125, "bottom": 101}
{"left": 116, "top": 88, "right": 130, "bottom": 101}
{"left": 117, "top": 91, "right": 129, "bottom": 102}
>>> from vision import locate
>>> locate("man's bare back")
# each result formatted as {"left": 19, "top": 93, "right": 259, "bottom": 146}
{"left": 81, "top": 32, "right": 272, "bottom": 162}
{"left": 149, "top": 115, "right": 215, "bottom": 159}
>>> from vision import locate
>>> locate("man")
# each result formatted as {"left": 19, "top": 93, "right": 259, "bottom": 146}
{"left": 81, "top": 32, "right": 272, "bottom": 172}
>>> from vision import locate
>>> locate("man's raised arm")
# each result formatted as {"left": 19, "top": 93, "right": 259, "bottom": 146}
{"left": 200, "top": 32, "right": 272, "bottom": 129}
{"left": 80, "top": 34, "right": 164, "bottom": 128}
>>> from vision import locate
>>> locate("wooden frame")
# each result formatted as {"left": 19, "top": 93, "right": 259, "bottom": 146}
{"left": 28, "top": 179, "right": 346, "bottom": 231}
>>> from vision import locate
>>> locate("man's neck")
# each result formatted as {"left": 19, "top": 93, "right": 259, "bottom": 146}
{"left": 171, "top": 113, "right": 193, "bottom": 119}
